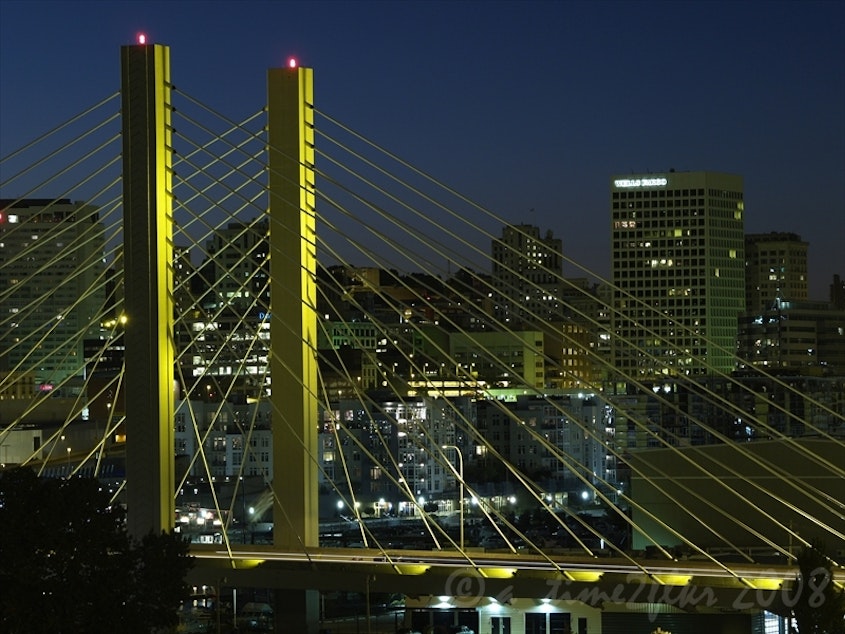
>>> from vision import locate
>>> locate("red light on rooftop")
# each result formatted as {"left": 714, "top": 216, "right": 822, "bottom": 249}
{"left": 288, "top": 57, "right": 297, "bottom": 69}
{"left": 137, "top": 33, "right": 147, "bottom": 45}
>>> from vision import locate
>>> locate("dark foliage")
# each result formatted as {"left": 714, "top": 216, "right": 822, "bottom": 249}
{"left": 0, "top": 467, "right": 193, "bottom": 633}
{"left": 790, "top": 541, "right": 845, "bottom": 634}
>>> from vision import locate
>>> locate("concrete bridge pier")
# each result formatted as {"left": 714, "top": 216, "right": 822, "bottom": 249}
{"left": 267, "top": 62, "right": 320, "bottom": 633}
{"left": 120, "top": 40, "right": 176, "bottom": 540}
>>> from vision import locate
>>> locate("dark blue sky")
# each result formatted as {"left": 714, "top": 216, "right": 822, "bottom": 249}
{"left": 1, "top": 1, "right": 843, "bottom": 298}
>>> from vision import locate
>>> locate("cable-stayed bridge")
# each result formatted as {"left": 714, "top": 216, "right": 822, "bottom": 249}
{"left": 1, "top": 41, "right": 843, "bottom": 633}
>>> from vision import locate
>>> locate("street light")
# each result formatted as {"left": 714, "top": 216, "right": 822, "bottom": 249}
{"left": 441, "top": 444, "right": 464, "bottom": 550}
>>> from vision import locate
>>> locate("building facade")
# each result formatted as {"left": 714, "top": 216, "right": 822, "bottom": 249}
{"left": 736, "top": 299, "right": 845, "bottom": 374}
{"left": 174, "top": 399, "right": 273, "bottom": 479}
{"left": 318, "top": 395, "right": 467, "bottom": 514}
{"left": 450, "top": 329, "right": 546, "bottom": 389}
{"left": 0, "top": 199, "right": 107, "bottom": 385}
{"left": 473, "top": 393, "right": 614, "bottom": 498}
{"left": 744, "top": 231, "right": 808, "bottom": 311}
{"left": 491, "top": 224, "right": 564, "bottom": 326}
{"left": 180, "top": 220, "right": 271, "bottom": 401}
{"left": 610, "top": 172, "right": 745, "bottom": 379}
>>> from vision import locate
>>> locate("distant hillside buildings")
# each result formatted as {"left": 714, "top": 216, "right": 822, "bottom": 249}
{"left": 3, "top": 184, "right": 844, "bottom": 509}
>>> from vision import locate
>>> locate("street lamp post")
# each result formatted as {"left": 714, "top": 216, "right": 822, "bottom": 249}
{"left": 441, "top": 445, "right": 464, "bottom": 550}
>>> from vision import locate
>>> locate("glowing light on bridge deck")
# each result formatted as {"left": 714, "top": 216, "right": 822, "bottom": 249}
{"left": 393, "top": 563, "right": 431, "bottom": 575}
{"left": 233, "top": 559, "right": 265, "bottom": 569}
{"left": 745, "top": 577, "right": 783, "bottom": 590}
{"left": 479, "top": 567, "right": 516, "bottom": 579}
{"left": 137, "top": 33, "right": 147, "bottom": 45}
{"left": 653, "top": 574, "right": 692, "bottom": 586}
{"left": 565, "top": 570, "right": 603, "bottom": 583}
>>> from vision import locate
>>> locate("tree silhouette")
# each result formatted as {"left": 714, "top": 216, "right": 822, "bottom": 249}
{"left": 0, "top": 467, "right": 193, "bottom": 633}
{"left": 789, "top": 541, "right": 845, "bottom": 634}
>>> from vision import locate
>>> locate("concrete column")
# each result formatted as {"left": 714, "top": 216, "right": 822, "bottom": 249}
{"left": 267, "top": 62, "right": 319, "bottom": 633}
{"left": 120, "top": 42, "right": 175, "bottom": 539}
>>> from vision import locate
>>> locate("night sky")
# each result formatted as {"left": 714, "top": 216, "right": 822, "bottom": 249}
{"left": 1, "top": 1, "right": 843, "bottom": 298}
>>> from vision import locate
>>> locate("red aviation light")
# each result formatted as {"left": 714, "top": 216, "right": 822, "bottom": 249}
{"left": 137, "top": 33, "right": 147, "bottom": 45}
{"left": 288, "top": 57, "right": 298, "bottom": 69}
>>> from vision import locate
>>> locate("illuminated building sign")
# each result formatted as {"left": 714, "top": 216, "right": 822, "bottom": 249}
{"left": 614, "top": 177, "right": 668, "bottom": 188}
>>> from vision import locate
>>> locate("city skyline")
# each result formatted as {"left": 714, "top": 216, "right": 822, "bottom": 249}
{"left": 2, "top": 17, "right": 843, "bottom": 628}
{"left": 1, "top": 1, "right": 843, "bottom": 298}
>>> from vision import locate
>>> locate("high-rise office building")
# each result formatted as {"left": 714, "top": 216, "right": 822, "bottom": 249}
{"left": 610, "top": 171, "right": 745, "bottom": 378}
{"left": 491, "top": 223, "right": 563, "bottom": 325}
{"left": 182, "top": 219, "right": 271, "bottom": 400}
{"left": 737, "top": 299, "right": 845, "bottom": 373}
{"left": 0, "top": 199, "right": 106, "bottom": 385}
{"left": 832, "top": 274, "right": 845, "bottom": 310}
{"left": 745, "top": 232, "right": 808, "bottom": 311}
